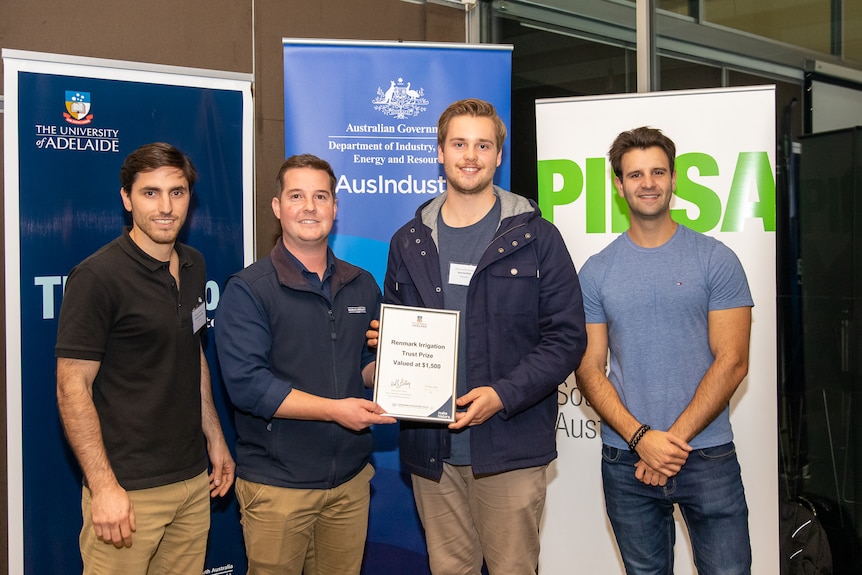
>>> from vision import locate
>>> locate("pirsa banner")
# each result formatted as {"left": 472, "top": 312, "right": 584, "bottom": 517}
{"left": 536, "top": 86, "right": 778, "bottom": 574}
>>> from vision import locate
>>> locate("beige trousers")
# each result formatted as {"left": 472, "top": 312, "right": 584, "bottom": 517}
{"left": 236, "top": 463, "right": 374, "bottom": 575}
{"left": 411, "top": 463, "right": 548, "bottom": 575}
{"left": 80, "top": 470, "right": 210, "bottom": 575}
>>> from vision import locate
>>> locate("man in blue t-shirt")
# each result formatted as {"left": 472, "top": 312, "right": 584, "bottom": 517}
{"left": 576, "top": 126, "right": 754, "bottom": 574}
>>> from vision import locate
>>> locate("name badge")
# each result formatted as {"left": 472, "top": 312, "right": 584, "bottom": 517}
{"left": 448, "top": 262, "right": 476, "bottom": 287}
{"left": 192, "top": 300, "right": 206, "bottom": 334}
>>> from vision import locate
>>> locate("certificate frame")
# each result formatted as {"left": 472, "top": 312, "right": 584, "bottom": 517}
{"left": 373, "top": 304, "right": 459, "bottom": 423}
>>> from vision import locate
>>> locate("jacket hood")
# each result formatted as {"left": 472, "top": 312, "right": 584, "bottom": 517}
{"left": 415, "top": 186, "right": 539, "bottom": 245}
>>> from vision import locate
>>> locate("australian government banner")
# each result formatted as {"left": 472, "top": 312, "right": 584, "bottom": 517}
{"left": 3, "top": 50, "right": 253, "bottom": 575}
{"left": 282, "top": 39, "right": 512, "bottom": 571}
{"left": 536, "top": 87, "right": 778, "bottom": 574}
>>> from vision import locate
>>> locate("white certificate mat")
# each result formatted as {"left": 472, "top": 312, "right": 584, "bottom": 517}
{"left": 373, "top": 304, "right": 459, "bottom": 423}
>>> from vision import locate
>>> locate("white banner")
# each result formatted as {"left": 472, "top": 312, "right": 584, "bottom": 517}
{"left": 536, "top": 86, "right": 778, "bottom": 574}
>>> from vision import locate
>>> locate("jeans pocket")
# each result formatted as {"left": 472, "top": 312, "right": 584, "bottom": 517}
{"left": 601, "top": 444, "right": 623, "bottom": 463}
{"left": 695, "top": 441, "right": 736, "bottom": 461}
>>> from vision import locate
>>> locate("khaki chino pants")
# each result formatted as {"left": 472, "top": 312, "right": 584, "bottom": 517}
{"left": 80, "top": 470, "right": 210, "bottom": 575}
{"left": 411, "top": 463, "right": 548, "bottom": 575}
{"left": 236, "top": 463, "right": 374, "bottom": 575}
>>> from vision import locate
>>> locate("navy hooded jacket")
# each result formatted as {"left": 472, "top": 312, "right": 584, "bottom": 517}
{"left": 384, "top": 187, "right": 587, "bottom": 479}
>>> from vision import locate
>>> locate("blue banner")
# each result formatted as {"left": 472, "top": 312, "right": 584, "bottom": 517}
{"left": 4, "top": 53, "right": 252, "bottom": 575}
{"left": 283, "top": 40, "right": 512, "bottom": 282}
{"left": 283, "top": 40, "right": 512, "bottom": 574}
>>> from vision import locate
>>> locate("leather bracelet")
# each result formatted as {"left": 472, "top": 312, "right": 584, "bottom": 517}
{"left": 628, "top": 424, "right": 650, "bottom": 452}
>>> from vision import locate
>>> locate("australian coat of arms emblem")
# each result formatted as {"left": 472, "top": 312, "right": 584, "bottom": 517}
{"left": 373, "top": 78, "right": 429, "bottom": 119}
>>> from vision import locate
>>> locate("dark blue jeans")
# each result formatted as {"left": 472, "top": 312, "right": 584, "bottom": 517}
{"left": 601, "top": 442, "right": 751, "bottom": 575}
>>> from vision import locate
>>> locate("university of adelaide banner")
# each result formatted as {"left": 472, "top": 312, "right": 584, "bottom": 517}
{"left": 3, "top": 50, "right": 253, "bottom": 575}
{"left": 536, "top": 86, "right": 778, "bottom": 574}
{"left": 282, "top": 39, "right": 512, "bottom": 573}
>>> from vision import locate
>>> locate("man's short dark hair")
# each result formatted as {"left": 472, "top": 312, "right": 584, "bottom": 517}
{"left": 120, "top": 142, "right": 197, "bottom": 193}
{"left": 275, "top": 154, "right": 337, "bottom": 198}
{"left": 608, "top": 127, "right": 676, "bottom": 179}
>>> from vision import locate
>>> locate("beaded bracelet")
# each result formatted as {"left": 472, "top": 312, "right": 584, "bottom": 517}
{"left": 628, "top": 424, "right": 650, "bottom": 452}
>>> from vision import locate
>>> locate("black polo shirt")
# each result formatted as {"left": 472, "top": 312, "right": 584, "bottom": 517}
{"left": 56, "top": 227, "right": 208, "bottom": 490}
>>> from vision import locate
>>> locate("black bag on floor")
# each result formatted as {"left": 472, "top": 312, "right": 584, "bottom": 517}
{"left": 780, "top": 496, "right": 833, "bottom": 574}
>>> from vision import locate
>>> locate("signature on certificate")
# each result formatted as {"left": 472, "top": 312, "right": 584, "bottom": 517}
{"left": 390, "top": 378, "right": 412, "bottom": 389}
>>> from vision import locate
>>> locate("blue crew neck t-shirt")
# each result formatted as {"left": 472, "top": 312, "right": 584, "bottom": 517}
{"left": 578, "top": 224, "right": 753, "bottom": 450}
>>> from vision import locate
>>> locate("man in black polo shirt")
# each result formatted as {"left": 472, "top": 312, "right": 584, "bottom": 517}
{"left": 56, "top": 142, "right": 235, "bottom": 575}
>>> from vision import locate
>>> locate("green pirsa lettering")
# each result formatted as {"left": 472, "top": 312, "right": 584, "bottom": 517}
{"left": 672, "top": 152, "right": 722, "bottom": 232}
{"left": 589, "top": 158, "right": 631, "bottom": 233}
{"left": 537, "top": 158, "right": 627, "bottom": 232}
{"left": 537, "top": 152, "right": 775, "bottom": 233}
{"left": 721, "top": 151, "right": 776, "bottom": 232}
{"left": 537, "top": 159, "right": 582, "bottom": 225}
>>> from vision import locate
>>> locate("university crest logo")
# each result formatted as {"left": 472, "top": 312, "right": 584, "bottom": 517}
{"left": 64, "top": 91, "right": 93, "bottom": 125}
{"left": 372, "top": 78, "right": 429, "bottom": 119}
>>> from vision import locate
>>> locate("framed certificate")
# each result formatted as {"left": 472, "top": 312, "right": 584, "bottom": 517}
{"left": 373, "top": 304, "right": 459, "bottom": 423}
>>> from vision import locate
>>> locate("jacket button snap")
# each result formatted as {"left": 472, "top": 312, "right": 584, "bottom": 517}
{"left": 498, "top": 247, "right": 505, "bottom": 253}
{"left": 421, "top": 250, "right": 426, "bottom": 256}
{"left": 435, "top": 287, "right": 442, "bottom": 293}
{"left": 511, "top": 240, "right": 519, "bottom": 247}
{"left": 429, "top": 458, "right": 436, "bottom": 463}
{"left": 525, "top": 233, "right": 532, "bottom": 239}
{"left": 511, "top": 268, "right": 519, "bottom": 275}
{"left": 415, "top": 238, "right": 421, "bottom": 244}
